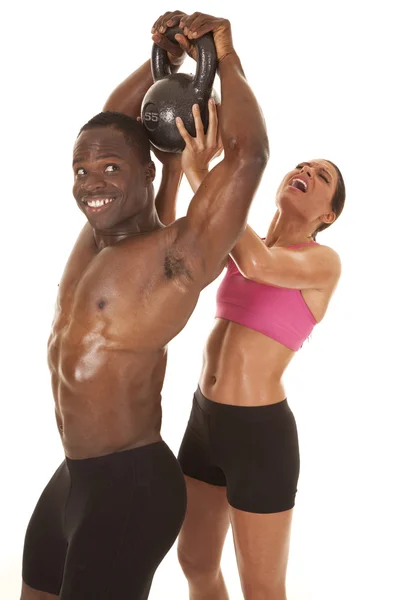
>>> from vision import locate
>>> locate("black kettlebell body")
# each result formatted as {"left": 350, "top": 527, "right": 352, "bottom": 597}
{"left": 141, "top": 27, "right": 218, "bottom": 153}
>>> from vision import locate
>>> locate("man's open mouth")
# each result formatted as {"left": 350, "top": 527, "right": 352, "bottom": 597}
{"left": 82, "top": 197, "right": 116, "bottom": 210}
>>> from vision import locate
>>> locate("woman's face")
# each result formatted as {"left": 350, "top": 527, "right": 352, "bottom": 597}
{"left": 276, "top": 160, "right": 338, "bottom": 228}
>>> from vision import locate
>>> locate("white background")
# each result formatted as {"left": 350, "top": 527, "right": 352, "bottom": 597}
{"left": 1, "top": 0, "right": 399, "bottom": 598}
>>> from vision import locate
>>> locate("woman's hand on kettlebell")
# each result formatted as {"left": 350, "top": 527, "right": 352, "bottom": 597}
{"left": 176, "top": 99, "right": 223, "bottom": 189}
{"left": 178, "top": 13, "right": 234, "bottom": 63}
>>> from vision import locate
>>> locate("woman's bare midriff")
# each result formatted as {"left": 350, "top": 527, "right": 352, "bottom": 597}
{"left": 199, "top": 318, "right": 296, "bottom": 406}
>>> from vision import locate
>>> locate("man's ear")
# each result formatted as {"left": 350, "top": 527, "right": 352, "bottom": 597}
{"left": 146, "top": 160, "right": 156, "bottom": 183}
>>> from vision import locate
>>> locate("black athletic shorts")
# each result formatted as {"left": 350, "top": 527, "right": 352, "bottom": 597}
{"left": 22, "top": 441, "right": 186, "bottom": 599}
{"left": 178, "top": 387, "right": 300, "bottom": 514}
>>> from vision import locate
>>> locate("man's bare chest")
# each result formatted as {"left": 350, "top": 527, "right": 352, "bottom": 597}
{"left": 50, "top": 237, "right": 198, "bottom": 354}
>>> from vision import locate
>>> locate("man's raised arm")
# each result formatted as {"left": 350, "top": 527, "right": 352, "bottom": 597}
{"left": 167, "top": 14, "right": 269, "bottom": 284}
{"left": 104, "top": 10, "right": 186, "bottom": 116}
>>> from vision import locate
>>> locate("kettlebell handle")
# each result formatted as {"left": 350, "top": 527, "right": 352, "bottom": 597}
{"left": 151, "top": 26, "right": 217, "bottom": 94}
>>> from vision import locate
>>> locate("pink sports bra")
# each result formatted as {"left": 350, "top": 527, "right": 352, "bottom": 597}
{"left": 215, "top": 243, "right": 318, "bottom": 351}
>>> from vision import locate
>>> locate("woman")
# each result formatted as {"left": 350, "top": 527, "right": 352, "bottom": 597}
{"left": 153, "top": 14, "right": 345, "bottom": 600}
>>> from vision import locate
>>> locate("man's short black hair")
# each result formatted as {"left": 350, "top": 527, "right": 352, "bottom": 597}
{"left": 79, "top": 111, "right": 152, "bottom": 165}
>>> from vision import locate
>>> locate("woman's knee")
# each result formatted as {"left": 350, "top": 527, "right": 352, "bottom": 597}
{"left": 241, "top": 578, "right": 286, "bottom": 600}
{"left": 177, "top": 543, "right": 221, "bottom": 583}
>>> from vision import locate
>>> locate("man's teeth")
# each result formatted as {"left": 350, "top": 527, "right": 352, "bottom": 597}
{"left": 87, "top": 198, "right": 114, "bottom": 208}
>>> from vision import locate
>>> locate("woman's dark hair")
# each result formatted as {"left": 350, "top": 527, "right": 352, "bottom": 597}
{"left": 312, "top": 160, "right": 346, "bottom": 239}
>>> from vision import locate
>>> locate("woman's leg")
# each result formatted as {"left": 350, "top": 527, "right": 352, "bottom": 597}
{"left": 178, "top": 476, "right": 230, "bottom": 600}
{"left": 230, "top": 507, "right": 293, "bottom": 600}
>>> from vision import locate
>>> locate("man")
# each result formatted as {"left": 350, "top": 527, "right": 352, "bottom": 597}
{"left": 21, "top": 12, "right": 269, "bottom": 600}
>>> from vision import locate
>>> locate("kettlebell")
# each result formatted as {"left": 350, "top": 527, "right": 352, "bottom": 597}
{"left": 141, "top": 26, "right": 218, "bottom": 153}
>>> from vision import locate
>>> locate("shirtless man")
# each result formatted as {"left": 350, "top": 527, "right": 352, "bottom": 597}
{"left": 21, "top": 12, "right": 269, "bottom": 600}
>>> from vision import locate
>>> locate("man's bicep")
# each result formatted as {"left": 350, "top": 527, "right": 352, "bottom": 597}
{"left": 183, "top": 158, "right": 264, "bottom": 277}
